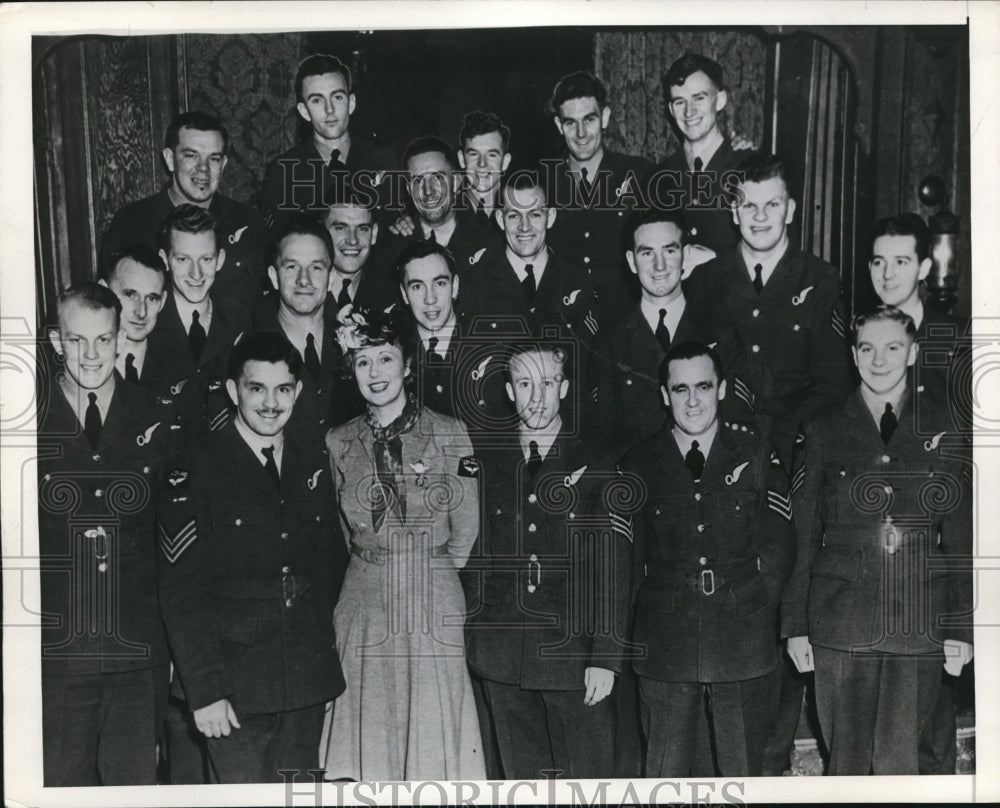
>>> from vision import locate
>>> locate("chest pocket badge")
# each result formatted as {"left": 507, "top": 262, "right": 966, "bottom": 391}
{"left": 229, "top": 225, "right": 249, "bottom": 245}
{"left": 792, "top": 286, "right": 815, "bottom": 306}
{"left": 563, "top": 289, "right": 581, "bottom": 306}
{"left": 471, "top": 356, "right": 492, "bottom": 381}
{"left": 307, "top": 468, "right": 324, "bottom": 490}
{"left": 564, "top": 464, "right": 588, "bottom": 487}
{"left": 136, "top": 422, "right": 161, "bottom": 446}
{"left": 725, "top": 461, "right": 750, "bottom": 485}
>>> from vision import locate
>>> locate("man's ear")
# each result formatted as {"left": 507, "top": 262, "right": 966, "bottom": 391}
{"left": 268, "top": 266, "right": 279, "bottom": 291}
{"left": 215, "top": 247, "right": 227, "bottom": 273}
{"left": 348, "top": 93, "right": 357, "bottom": 117}
{"left": 48, "top": 328, "right": 63, "bottom": 357}
{"left": 785, "top": 198, "right": 797, "bottom": 226}
{"left": 400, "top": 283, "right": 410, "bottom": 308}
{"left": 907, "top": 341, "right": 918, "bottom": 368}
{"left": 715, "top": 89, "right": 728, "bottom": 113}
{"left": 296, "top": 101, "right": 310, "bottom": 123}
{"left": 494, "top": 208, "right": 505, "bottom": 231}
{"left": 225, "top": 378, "right": 238, "bottom": 406}
{"left": 851, "top": 345, "right": 859, "bottom": 369}
{"left": 558, "top": 377, "right": 569, "bottom": 401}
{"left": 600, "top": 106, "right": 611, "bottom": 130}
{"left": 370, "top": 222, "right": 379, "bottom": 245}
{"left": 918, "top": 257, "right": 932, "bottom": 282}
{"left": 626, "top": 251, "right": 637, "bottom": 276}
{"left": 162, "top": 147, "right": 175, "bottom": 174}
{"left": 293, "top": 379, "right": 304, "bottom": 402}
{"left": 451, "top": 274, "right": 460, "bottom": 301}
{"left": 546, "top": 207, "right": 557, "bottom": 230}
{"left": 116, "top": 327, "right": 127, "bottom": 356}
{"left": 457, "top": 151, "right": 466, "bottom": 170}
{"left": 552, "top": 115, "right": 565, "bottom": 137}
{"left": 505, "top": 382, "right": 514, "bottom": 403}
{"left": 717, "top": 378, "right": 727, "bottom": 401}
{"left": 660, "top": 385, "right": 669, "bottom": 408}
{"left": 501, "top": 153, "right": 512, "bottom": 173}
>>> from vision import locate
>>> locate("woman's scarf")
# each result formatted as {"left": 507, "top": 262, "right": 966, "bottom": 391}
{"left": 365, "top": 394, "right": 420, "bottom": 532}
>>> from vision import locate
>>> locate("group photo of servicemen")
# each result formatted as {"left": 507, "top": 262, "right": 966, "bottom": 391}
{"left": 31, "top": 28, "right": 976, "bottom": 787}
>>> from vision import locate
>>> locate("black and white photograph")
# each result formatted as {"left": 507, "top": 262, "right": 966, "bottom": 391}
{"left": 3, "top": 1, "right": 999, "bottom": 804}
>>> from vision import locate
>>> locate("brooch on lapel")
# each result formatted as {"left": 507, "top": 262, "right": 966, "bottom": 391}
{"left": 170, "top": 379, "right": 189, "bottom": 396}
{"left": 468, "top": 248, "right": 487, "bottom": 266}
{"left": 563, "top": 289, "right": 581, "bottom": 306}
{"left": 925, "top": 432, "right": 946, "bottom": 451}
{"left": 136, "top": 422, "right": 161, "bottom": 446}
{"left": 307, "top": 468, "right": 324, "bottom": 490}
{"left": 564, "top": 464, "right": 588, "bottom": 487}
{"left": 410, "top": 461, "right": 429, "bottom": 487}
{"left": 792, "top": 286, "right": 815, "bottom": 305}
{"left": 471, "top": 356, "right": 492, "bottom": 381}
{"left": 207, "top": 379, "right": 224, "bottom": 394}
{"left": 725, "top": 461, "right": 750, "bottom": 485}
{"left": 229, "top": 225, "right": 249, "bottom": 245}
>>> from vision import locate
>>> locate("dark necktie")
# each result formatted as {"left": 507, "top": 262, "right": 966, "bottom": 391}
{"left": 188, "top": 310, "right": 206, "bottom": 360}
{"left": 329, "top": 148, "right": 342, "bottom": 167}
{"left": 752, "top": 263, "right": 764, "bottom": 295}
{"left": 337, "top": 278, "right": 352, "bottom": 309}
{"left": 84, "top": 391, "right": 102, "bottom": 449}
{"left": 579, "top": 167, "right": 592, "bottom": 203}
{"left": 304, "top": 333, "right": 321, "bottom": 383}
{"left": 527, "top": 440, "right": 543, "bottom": 478}
{"left": 693, "top": 156, "right": 704, "bottom": 172}
{"left": 655, "top": 308, "right": 671, "bottom": 353}
{"left": 428, "top": 229, "right": 437, "bottom": 244}
{"left": 522, "top": 263, "right": 537, "bottom": 299}
{"left": 685, "top": 439, "right": 705, "bottom": 481}
{"left": 262, "top": 445, "right": 280, "bottom": 488}
{"left": 880, "top": 402, "right": 898, "bottom": 446}
{"left": 476, "top": 197, "right": 490, "bottom": 228}
{"left": 427, "top": 336, "right": 441, "bottom": 364}
{"left": 124, "top": 352, "right": 138, "bottom": 383}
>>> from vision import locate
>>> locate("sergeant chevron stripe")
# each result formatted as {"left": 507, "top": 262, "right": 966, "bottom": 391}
{"left": 609, "top": 512, "right": 633, "bottom": 542}
{"left": 209, "top": 408, "right": 230, "bottom": 432}
{"left": 830, "top": 309, "right": 846, "bottom": 340}
{"left": 767, "top": 489, "right": 793, "bottom": 521}
{"left": 584, "top": 312, "right": 599, "bottom": 335}
{"left": 733, "top": 376, "right": 755, "bottom": 411}
{"left": 159, "top": 518, "right": 197, "bottom": 564}
{"left": 791, "top": 466, "right": 806, "bottom": 495}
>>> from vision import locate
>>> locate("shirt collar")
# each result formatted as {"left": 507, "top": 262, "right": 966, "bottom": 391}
{"left": 640, "top": 294, "right": 686, "bottom": 336}
{"left": 672, "top": 419, "right": 719, "bottom": 460}
{"left": 506, "top": 247, "right": 549, "bottom": 281}
{"left": 420, "top": 214, "right": 458, "bottom": 246}
{"left": 860, "top": 384, "right": 908, "bottom": 428}
{"left": 741, "top": 238, "right": 789, "bottom": 288}
{"left": 684, "top": 128, "right": 724, "bottom": 170}
{"left": 520, "top": 422, "right": 561, "bottom": 463}
{"left": 117, "top": 338, "right": 148, "bottom": 377}
{"left": 234, "top": 415, "right": 285, "bottom": 469}
{"left": 173, "top": 293, "right": 213, "bottom": 333}
{"left": 277, "top": 307, "right": 325, "bottom": 358}
{"left": 568, "top": 148, "right": 606, "bottom": 180}
{"left": 419, "top": 315, "right": 457, "bottom": 355}
{"left": 59, "top": 373, "right": 115, "bottom": 428}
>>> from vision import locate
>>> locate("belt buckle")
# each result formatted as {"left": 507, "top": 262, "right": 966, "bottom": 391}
{"left": 701, "top": 569, "right": 715, "bottom": 596}
{"left": 282, "top": 574, "right": 297, "bottom": 606}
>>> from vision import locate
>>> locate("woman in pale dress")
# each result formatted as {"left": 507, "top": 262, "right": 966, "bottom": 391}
{"left": 320, "top": 306, "right": 485, "bottom": 781}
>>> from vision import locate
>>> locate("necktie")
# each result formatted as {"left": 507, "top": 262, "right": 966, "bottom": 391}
{"left": 329, "top": 148, "right": 342, "bottom": 167}
{"left": 427, "top": 336, "right": 441, "bottom": 364}
{"left": 693, "top": 156, "right": 704, "bottom": 172}
{"left": 124, "top": 352, "right": 138, "bottom": 383}
{"left": 188, "top": 310, "right": 206, "bottom": 360}
{"left": 337, "top": 278, "right": 352, "bottom": 309}
{"left": 262, "top": 445, "right": 280, "bottom": 488}
{"left": 880, "top": 402, "right": 898, "bottom": 446}
{"left": 752, "top": 263, "right": 764, "bottom": 295}
{"left": 685, "top": 439, "right": 705, "bottom": 481}
{"left": 428, "top": 229, "right": 437, "bottom": 244}
{"left": 527, "top": 440, "right": 543, "bottom": 478}
{"left": 84, "top": 392, "right": 102, "bottom": 449}
{"left": 655, "top": 308, "right": 671, "bottom": 353}
{"left": 579, "top": 167, "right": 592, "bottom": 204}
{"left": 522, "top": 263, "right": 537, "bottom": 299}
{"left": 304, "top": 333, "right": 321, "bottom": 382}
{"left": 476, "top": 197, "right": 490, "bottom": 228}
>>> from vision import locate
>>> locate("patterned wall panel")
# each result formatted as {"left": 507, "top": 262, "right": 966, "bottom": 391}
{"left": 594, "top": 29, "right": 767, "bottom": 163}
{"left": 182, "top": 33, "right": 305, "bottom": 207}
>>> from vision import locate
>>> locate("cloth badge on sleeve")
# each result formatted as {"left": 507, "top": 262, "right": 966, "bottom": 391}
{"left": 733, "top": 376, "right": 755, "bottom": 411}
{"left": 830, "top": 309, "right": 846, "bottom": 339}
{"left": 610, "top": 512, "right": 633, "bottom": 542}
{"left": 767, "top": 489, "right": 793, "bottom": 521}
{"left": 791, "top": 466, "right": 806, "bottom": 496}
{"left": 229, "top": 225, "right": 249, "bottom": 245}
{"left": 159, "top": 518, "right": 197, "bottom": 564}
{"left": 458, "top": 456, "right": 480, "bottom": 478}
{"left": 584, "top": 311, "right": 599, "bottom": 335}
{"left": 209, "top": 408, "right": 230, "bottom": 432}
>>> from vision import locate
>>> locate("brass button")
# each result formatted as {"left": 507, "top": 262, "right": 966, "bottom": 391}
{"left": 699, "top": 556, "right": 708, "bottom": 565}
{"left": 282, "top": 565, "right": 290, "bottom": 574}
{"left": 697, "top": 524, "right": 706, "bottom": 533}
{"left": 528, "top": 523, "right": 537, "bottom": 533}
{"left": 528, "top": 493, "right": 537, "bottom": 504}
{"left": 92, "top": 454, "right": 101, "bottom": 462}
{"left": 280, "top": 531, "right": 289, "bottom": 539}
{"left": 751, "top": 344, "right": 760, "bottom": 353}
{"left": 694, "top": 493, "right": 702, "bottom": 501}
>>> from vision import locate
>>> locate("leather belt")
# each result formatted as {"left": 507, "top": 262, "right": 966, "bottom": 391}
{"left": 644, "top": 556, "right": 758, "bottom": 596}
{"left": 214, "top": 574, "right": 311, "bottom": 604}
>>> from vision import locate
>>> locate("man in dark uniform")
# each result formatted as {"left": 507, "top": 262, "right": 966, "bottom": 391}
{"left": 783, "top": 306, "right": 973, "bottom": 775}
{"left": 100, "top": 111, "right": 268, "bottom": 318}
{"left": 590, "top": 208, "right": 751, "bottom": 458}
{"left": 466, "top": 342, "right": 630, "bottom": 779}
{"left": 157, "top": 331, "right": 349, "bottom": 783}
{"left": 38, "top": 282, "right": 176, "bottom": 785}
{"left": 656, "top": 54, "right": 746, "bottom": 259}
{"left": 458, "top": 110, "right": 512, "bottom": 232}
{"left": 867, "top": 213, "right": 972, "bottom": 774}
{"left": 98, "top": 244, "right": 167, "bottom": 384}
{"left": 144, "top": 204, "right": 245, "bottom": 449}
{"left": 619, "top": 340, "right": 795, "bottom": 777}
{"left": 253, "top": 213, "right": 360, "bottom": 442}
{"left": 546, "top": 71, "right": 653, "bottom": 332}
{"left": 258, "top": 53, "right": 395, "bottom": 232}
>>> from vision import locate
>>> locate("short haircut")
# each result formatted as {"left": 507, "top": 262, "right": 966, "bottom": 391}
{"left": 324, "top": 178, "right": 378, "bottom": 211}
{"left": 295, "top": 53, "right": 352, "bottom": 102}
{"left": 157, "top": 204, "right": 222, "bottom": 255}
{"left": 227, "top": 330, "right": 303, "bottom": 382}
{"left": 459, "top": 110, "right": 510, "bottom": 152}
{"left": 164, "top": 111, "right": 229, "bottom": 154}
{"left": 659, "top": 340, "right": 725, "bottom": 389}
{"left": 501, "top": 169, "right": 551, "bottom": 209}
{"left": 505, "top": 341, "right": 572, "bottom": 384}
{"left": 663, "top": 53, "right": 726, "bottom": 93}
{"left": 395, "top": 239, "right": 457, "bottom": 286}
{"left": 738, "top": 152, "right": 791, "bottom": 189}
{"left": 268, "top": 213, "right": 335, "bottom": 268}
{"left": 403, "top": 135, "right": 458, "bottom": 171}
{"left": 56, "top": 281, "right": 122, "bottom": 331}
{"left": 626, "top": 208, "right": 689, "bottom": 250}
{"left": 549, "top": 71, "right": 607, "bottom": 115}
{"left": 102, "top": 243, "right": 167, "bottom": 283}
{"left": 873, "top": 212, "right": 931, "bottom": 263}
{"left": 850, "top": 305, "right": 917, "bottom": 347}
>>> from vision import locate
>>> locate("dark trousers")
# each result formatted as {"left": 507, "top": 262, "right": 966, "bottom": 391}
{"left": 762, "top": 651, "right": 810, "bottom": 775}
{"left": 205, "top": 702, "right": 326, "bottom": 784}
{"left": 638, "top": 673, "right": 775, "bottom": 778}
{"left": 919, "top": 673, "right": 957, "bottom": 774}
{"left": 481, "top": 679, "right": 615, "bottom": 779}
{"left": 42, "top": 664, "right": 169, "bottom": 786}
{"left": 813, "top": 645, "right": 942, "bottom": 775}
{"left": 163, "top": 696, "right": 212, "bottom": 783}
{"left": 470, "top": 672, "right": 505, "bottom": 779}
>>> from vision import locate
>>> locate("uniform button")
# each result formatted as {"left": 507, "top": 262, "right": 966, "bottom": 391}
{"left": 316, "top": 387, "right": 324, "bottom": 395}
{"left": 315, "top": 515, "right": 322, "bottom": 522}
{"left": 285, "top": 598, "right": 293, "bottom": 608}
{"left": 319, "top": 419, "right": 326, "bottom": 426}
{"left": 584, "top": 231, "right": 590, "bottom": 238}
{"left": 694, "top": 493, "right": 702, "bottom": 501}
{"left": 280, "top": 531, "right": 289, "bottom": 539}
{"left": 43, "top": 474, "right": 51, "bottom": 482}
{"left": 92, "top": 453, "right": 101, "bottom": 462}
{"left": 94, "top": 488, "right": 104, "bottom": 498}
{"left": 528, "top": 523, "right": 537, "bottom": 532}
{"left": 282, "top": 565, "right": 290, "bottom": 574}
{"left": 436, "top": 385, "right": 444, "bottom": 393}
{"left": 699, "top": 556, "right": 708, "bottom": 565}
{"left": 496, "top": 508, "right": 503, "bottom": 516}
{"left": 752, "top": 309, "right": 760, "bottom": 318}
{"left": 235, "top": 518, "right": 242, "bottom": 526}
{"left": 529, "top": 307, "right": 537, "bottom": 314}
{"left": 751, "top": 344, "right": 760, "bottom": 353}
{"left": 884, "top": 485, "right": 893, "bottom": 494}
{"left": 528, "top": 493, "right": 537, "bottom": 504}
{"left": 625, "top": 379, "right": 633, "bottom": 386}
{"left": 697, "top": 524, "right": 706, "bottom": 533}
{"left": 654, "top": 507, "right": 661, "bottom": 515}
{"left": 583, "top": 256, "right": 591, "bottom": 264}
{"left": 569, "top": 512, "right": 576, "bottom": 519}
{"left": 490, "top": 322, "right": 497, "bottom": 329}
{"left": 280, "top": 499, "right": 285, "bottom": 506}
{"left": 881, "top": 454, "right": 891, "bottom": 463}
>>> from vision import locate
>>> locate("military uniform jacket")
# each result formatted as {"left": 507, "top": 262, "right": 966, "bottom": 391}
{"left": 258, "top": 135, "right": 396, "bottom": 231}
{"left": 656, "top": 139, "right": 743, "bottom": 255}
{"left": 466, "top": 433, "right": 631, "bottom": 690}
{"left": 157, "top": 422, "right": 348, "bottom": 713}
{"left": 549, "top": 149, "right": 654, "bottom": 331}
{"left": 621, "top": 423, "right": 795, "bottom": 683}
{"left": 37, "top": 376, "right": 176, "bottom": 675}
{"left": 686, "top": 244, "right": 850, "bottom": 454}
{"left": 588, "top": 298, "right": 751, "bottom": 456}
{"left": 914, "top": 309, "right": 972, "bottom": 434}
{"left": 142, "top": 294, "right": 244, "bottom": 448}
{"left": 99, "top": 189, "right": 268, "bottom": 318}
{"left": 781, "top": 389, "right": 972, "bottom": 655}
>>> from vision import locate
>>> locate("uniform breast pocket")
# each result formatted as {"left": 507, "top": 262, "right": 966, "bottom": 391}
{"left": 811, "top": 545, "right": 861, "bottom": 583}
{"left": 218, "top": 602, "right": 258, "bottom": 648}
{"left": 772, "top": 315, "right": 813, "bottom": 368}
